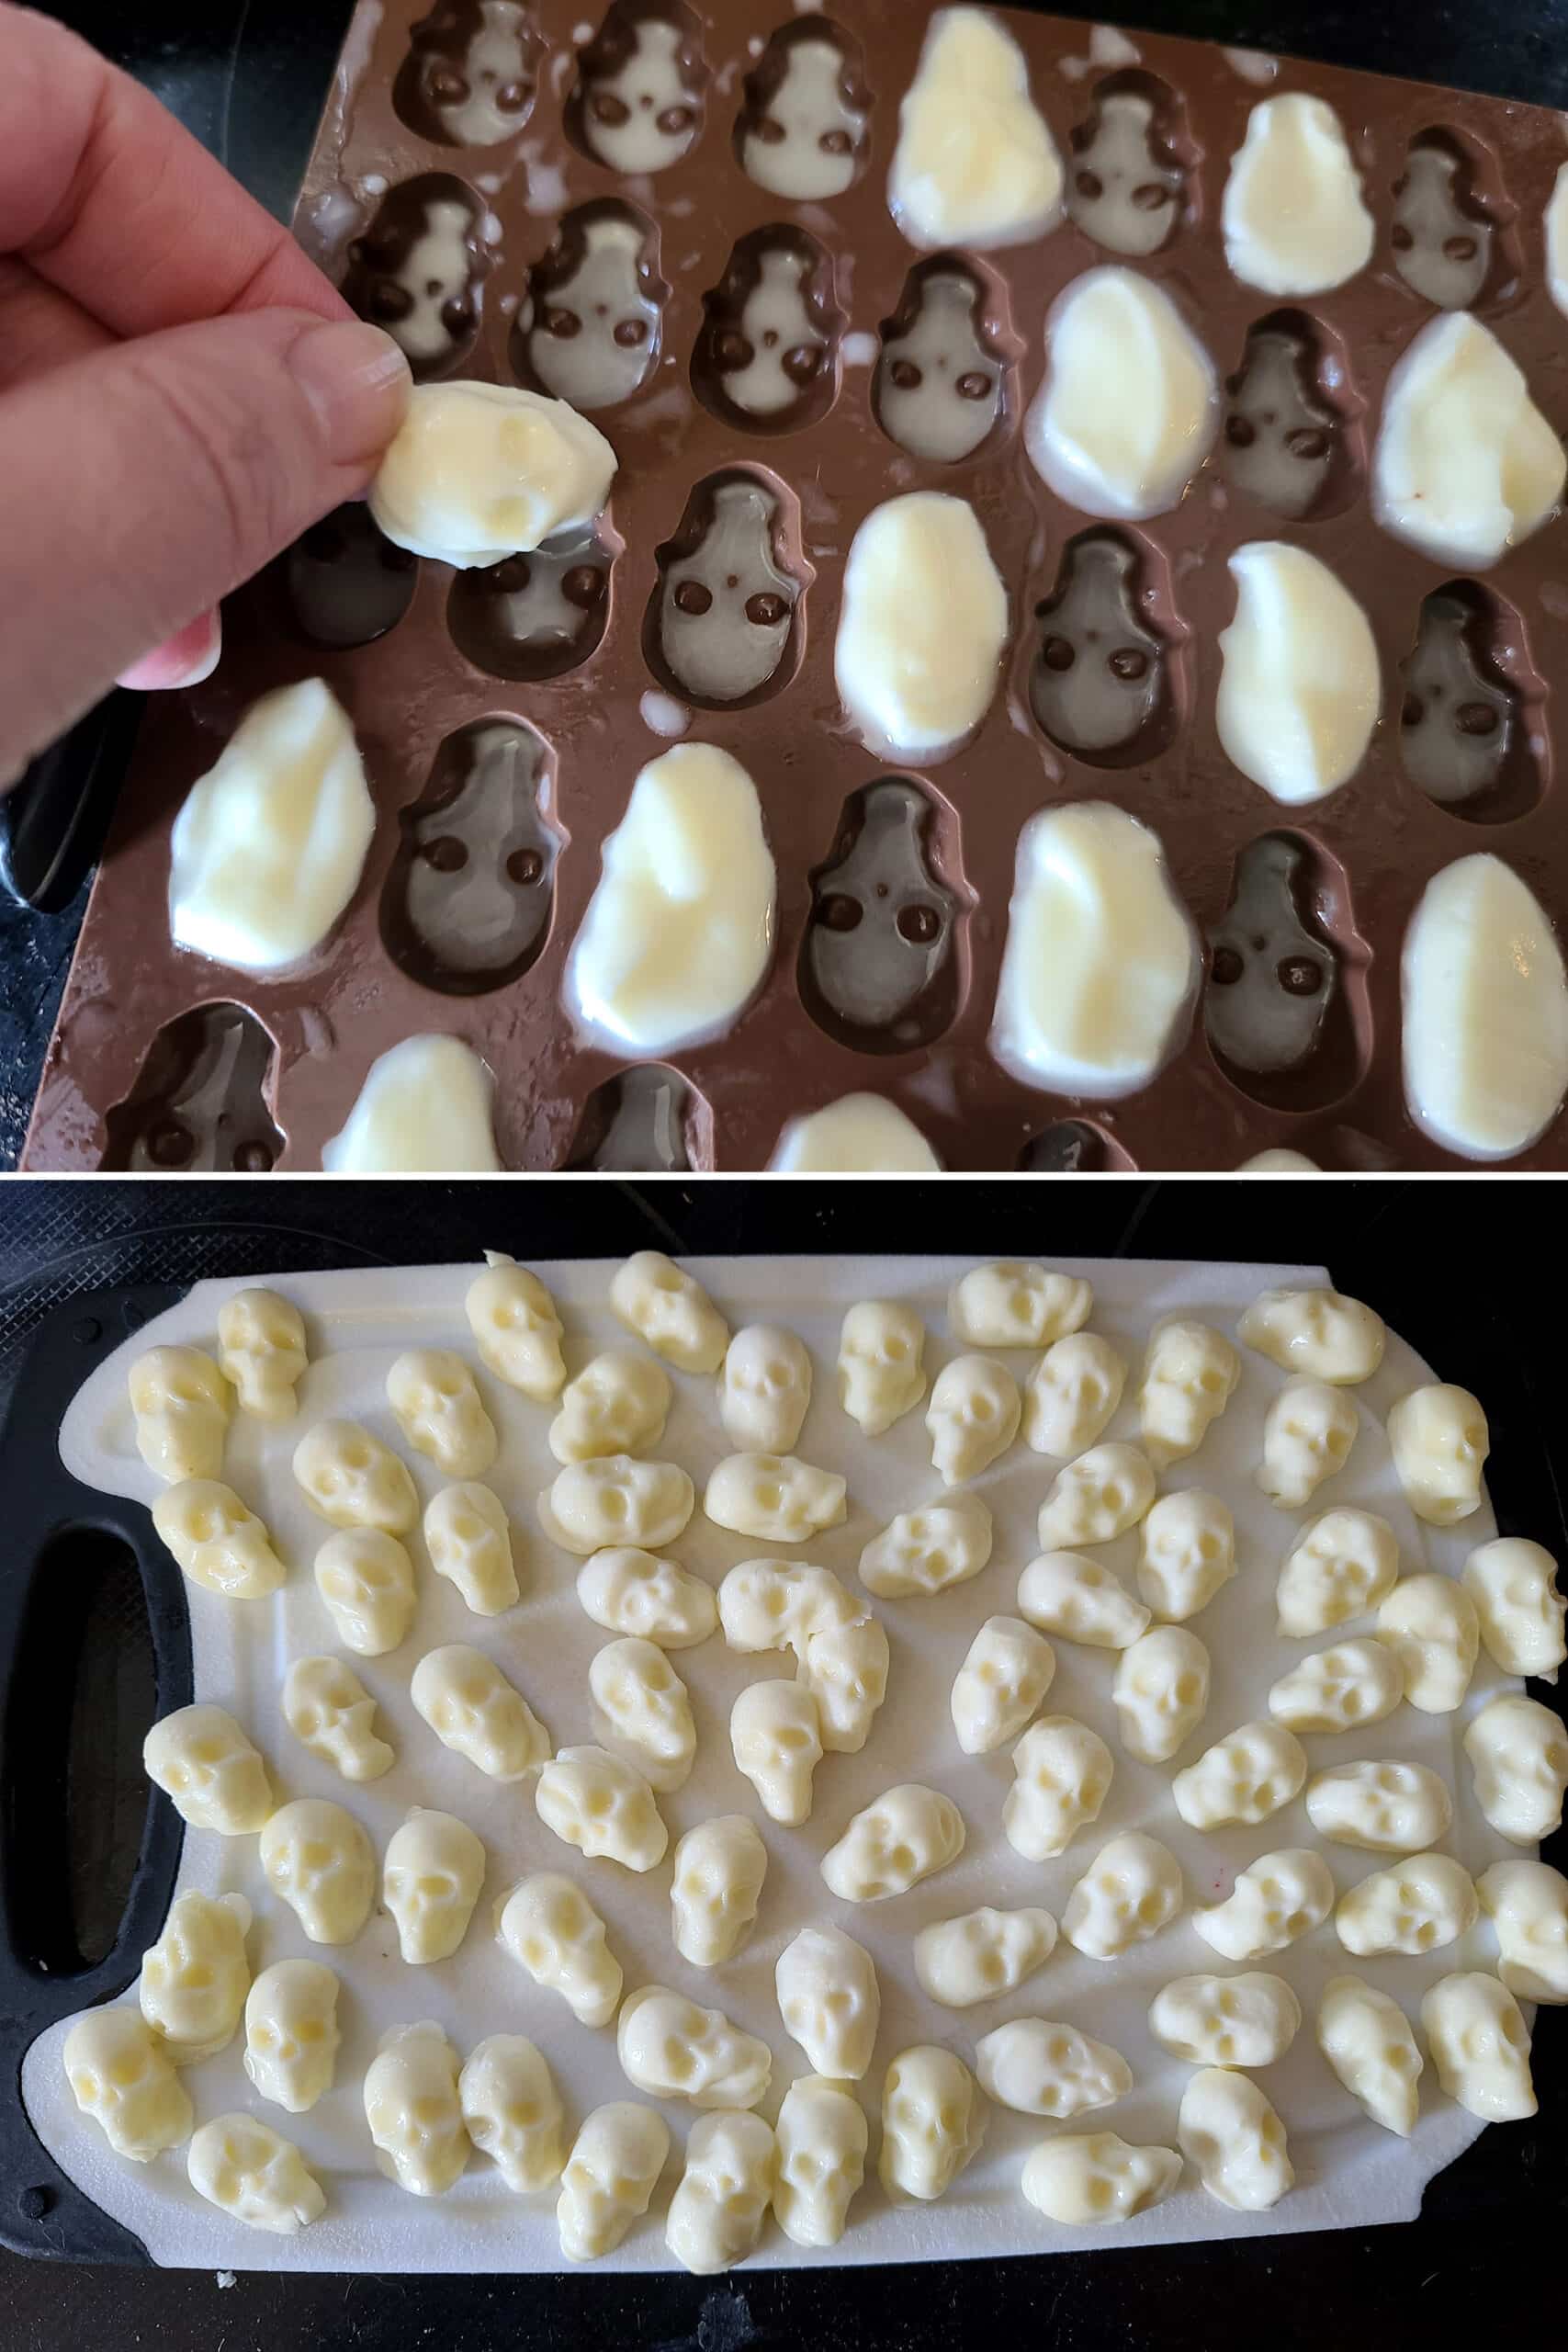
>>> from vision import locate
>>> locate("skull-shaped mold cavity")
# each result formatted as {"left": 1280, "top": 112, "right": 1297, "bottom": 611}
{"left": 1138, "top": 1319, "right": 1240, "bottom": 1469}
{"left": 1305, "top": 1758, "right": 1454, "bottom": 1853}
{"left": 314, "top": 1529, "right": 417, "bottom": 1655}
{"left": 381, "top": 720, "right": 561, "bottom": 995}
{"left": 1021, "top": 2131, "right": 1181, "bottom": 2224}
{"left": 130, "top": 1345, "right": 230, "bottom": 1483}
{"left": 1463, "top": 1536, "right": 1567, "bottom": 1679}
{"left": 1387, "top": 1383, "right": 1488, "bottom": 1525}
{"left": 730, "top": 1677, "right": 823, "bottom": 1824}
{"left": 1063, "top": 1832, "right": 1185, "bottom": 1960}
{"left": 671, "top": 1815, "right": 768, "bottom": 1966}
{"left": 578, "top": 1546, "right": 717, "bottom": 1648}
{"left": 1391, "top": 130, "right": 1518, "bottom": 311}
{"left": 63, "top": 2008, "right": 193, "bottom": 2162}
{"left": 1113, "top": 1625, "right": 1211, "bottom": 1763}
{"left": 243, "top": 1960, "right": 341, "bottom": 2113}
{"left": 260, "top": 1798, "right": 376, "bottom": 1944}
{"left": 1029, "top": 530, "right": 1182, "bottom": 767}
{"left": 102, "top": 1004, "right": 285, "bottom": 1172}
{"left": 874, "top": 258, "right": 1014, "bottom": 465}
{"left": 1017, "top": 1549, "right": 1150, "bottom": 1650}
{"left": 1066, "top": 71, "right": 1193, "bottom": 256}
{"left": 1257, "top": 1377, "right": 1359, "bottom": 1508}
{"left": 515, "top": 201, "right": 666, "bottom": 411}
{"left": 666, "top": 2109, "right": 776, "bottom": 2276}
{"left": 459, "top": 2034, "right": 565, "bottom": 2194}
{"left": 412, "top": 1643, "right": 549, "bottom": 1779}
{"left": 821, "top": 1782, "right": 965, "bottom": 1902}
{"left": 1173, "top": 1719, "right": 1308, "bottom": 1830}
{"left": 425, "top": 1481, "right": 520, "bottom": 1613}
{"left": 736, "top": 16, "right": 871, "bottom": 201}
{"left": 550, "top": 1348, "right": 671, "bottom": 1464}
{"left": 186, "top": 2113, "right": 325, "bottom": 2234}
{"left": 1206, "top": 836, "right": 1370, "bottom": 1104}
{"left": 1179, "top": 2067, "right": 1293, "bottom": 2211}
{"left": 879, "top": 2047, "right": 984, "bottom": 2203}
{"left": 718, "top": 1324, "right": 812, "bottom": 1454}
{"left": 1420, "top": 1973, "right": 1536, "bottom": 2121}
{"left": 1019, "top": 1120, "right": 1135, "bottom": 1171}
{"left": 294, "top": 1419, "right": 417, "bottom": 1534}
{"left": 591, "top": 1636, "right": 695, "bottom": 1791}
{"left": 692, "top": 226, "right": 843, "bottom": 432}
{"left": 497, "top": 1871, "right": 623, "bottom": 2024}
{"left": 1195, "top": 1848, "right": 1336, "bottom": 1961}
{"left": 1150, "top": 1973, "right": 1302, "bottom": 2070}
{"left": 951, "top": 1615, "right": 1055, "bottom": 1754}
{"left": 448, "top": 528, "right": 617, "bottom": 682}
{"left": 1398, "top": 582, "right": 1545, "bottom": 821}
{"left": 286, "top": 503, "right": 418, "bottom": 650}
{"left": 859, "top": 1494, "right": 993, "bottom": 1600}
{"left": 837, "top": 1297, "right": 927, "bottom": 1436}
{"left": 152, "top": 1480, "right": 285, "bottom": 1600}
{"left": 218, "top": 1288, "right": 307, "bottom": 1421}
{"left": 143, "top": 1703, "right": 272, "bottom": 1835}
{"left": 1005, "top": 1716, "right": 1114, "bottom": 1861}
{"left": 610, "top": 1249, "right": 728, "bottom": 1372}
{"left": 1337, "top": 1851, "right": 1478, "bottom": 1957}
{"left": 953, "top": 1261, "right": 1093, "bottom": 1349}
{"left": 773, "top": 2075, "right": 867, "bottom": 2249}
{"left": 647, "top": 470, "right": 807, "bottom": 709}
{"left": 1267, "top": 1636, "right": 1404, "bottom": 1735}
{"left": 568, "top": 1, "right": 707, "bottom": 175}
{"left": 800, "top": 781, "right": 967, "bottom": 1054}
{"left": 564, "top": 1065, "right": 710, "bottom": 1171}
{"left": 388, "top": 1348, "right": 497, "bottom": 1476}
{"left": 535, "top": 1744, "right": 668, "bottom": 1871}
{"left": 364, "top": 2020, "right": 469, "bottom": 2196}
{"left": 1239, "top": 1283, "right": 1385, "bottom": 1383}
{"left": 1376, "top": 1573, "right": 1480, "bottom": 1712}
{"left": 540, "top": 1455, "right": 694, "bottom": 1555}
{"left": 1221, "top": 311, "right": 1364, "bottom": 521}
{"left": 926, "top": 1354, "right": 1021, "bottom": 1484}
{"left": 1022, "top": 1330, "right": 1127, "bottom": 1459}
{"left": 283, "top": 1655, "right": 394, "bottom": 1781}
{"left": 139, "top": 1891, "right": 253, "bottom": 2062}
{"left": 913, "top": 1905, "right": 1057, "bottom": 2009}
{"left": 1037, "top": 1442, "right": 1156, "bottom": 1549}
{"left": 1137, "top": 1490, "right": 1236, "bottom": 1623}
{"left": 394, "top": 0, "right": 540, "bottom": 147}
{"left": 465, "top": 1250, "right": 565, "bottom": 1397}
{"left": 797, "top": 1614, "right": 890, "bottom": 1752}
{"left": 1317, "top": 1974, "right": 1425, "bottom": 2135}
{"left": 342, "top": 174, "right": 488, "bottom": 379}
{"left": 557, "top": 2102, "right": 670, "bottom": 2261}
{"left": 384, "top": 1806, "right": 487, "bottom": 1965}
{"left": 775, "top": 1923, "right": 880, "bottom": 2078}
{"left": 718, "top": 1557, "right": 859, "bottom": 1656}
{"left": 1477, "top": 1859, "right": 1568, "bottom": 2004}
{"left": 705, "top": 1452, "right": 847, "bottom": 1544}
{"left": 1276, "top": 1508, "right": 1400, "bottom": 1637}
{"left": 616, "top": 1984, "right": 773, "bottom": 2109}
{"left": 1465, "top": 1694, "right": 1568, "bottom": 1843}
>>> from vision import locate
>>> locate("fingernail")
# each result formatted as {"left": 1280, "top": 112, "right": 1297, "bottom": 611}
{"left": 117, "top": 608, "right": 222, "bottom": 693}
{"left": 288, "top": 319, "right": 412, "bottom": 468}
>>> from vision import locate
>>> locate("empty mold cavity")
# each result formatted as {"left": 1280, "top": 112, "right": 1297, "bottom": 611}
{"left": 393, "top": 0, "right": 541, "bottom": 148}
{"left": 692, "top": 225, "right": 843, "bottom": 433}
{"left": 380, "top": 718, "right": 560, "bottom": 995}
{"left": 568, "top": 1, "right": 707, "bottom": 175}
{"left": 1029, "top": 528, "right": 1184, "bottom": 768}
{"left": 1018, "top": 1121, "right": 1135, "bottom": 1172}
{"left": 341, "top": 174, "right": 488, "bottom": 381}
{"left": 1399, "top": 581, "right": 1546, "bottom": 821}
{"left": 735, "top": 15, "right": 872, "bottom": 201}
{"left": 286, "top": 504, "right": 418, "bottom": 649}
{"left": 101, "top": 1004, "right": 284, "bottom": 1172}
{"left": 1391, "top": 130, "right": 1519, "bottom": 311}
{"left": 798, "top": 778, "right": 970, "bottom": 1053}
{"left": 448, "top": 526, "right": 617, "bottom": 680}
{"left": 1222, "top": 310, "right": 1363, "bottom": 521}
{"left": 513, "top": 200, "right": 667, "bottom": 410}
{"left": 1066, "top": 70, "right": 1196, "bottom": 256}
{"left": 874, "top": 255, "right": 1016, "bottom": 465}
{"left": 563, "top": 1063, "right": 711, "bottom": 1169}
{"left": 1204, "top": 832, "right": 1371, "bottom": 1114}
{"left": 645, "top": 469, "right": 808, "bottom": 708}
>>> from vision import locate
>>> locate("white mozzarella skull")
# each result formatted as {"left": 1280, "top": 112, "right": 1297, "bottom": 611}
{"left": 259, "top": 1797, "right": 376, "bottom": 1944}
{"left": 775, "top": 1925, "right": 880, "bottom": 2079}
{"left": 913, "top": 1905, "right": 1057, "bottom": 2008}
{"left": 459, "top": 2035, "right": 565, "bottom": 2195}
{"left": 1463, "top": 1537, "right": 1566, "bottom": 1679}
{"left": 314, "top": 1528, "right": 417, "bottom": 1654}
{"left": 549, "top": 1348, "right": 671, "bottom": 1464}
{"left": 836, "top": 1298, "right": 927, "bottom": 1434}
{"left": 557, "top": 2103, "right": 671, "bottom": 2261}
{"left": 412, "top": 1644, "right": 550, "bottom": 1780}
{"left": 1316, "top": 1974, "right": 1424, "bottom": 2135}
{"left": 364, "top": 2020, "right": 469, "bottom": 2196}
{"left": 879, "top": 2047, "right": 984, "bottom": 2203}
{"left": 730, "top": 1678, "right": 823, "bottom": 1825}
{"left": 497, "top": 1871, "right": 623, "bottom": 2025}
{"left": 384, "top": 1807, "right": 487, "bottom": 1964}
{"left": 609, "top": 1250, "right": 729, "bottom": 1372}
{"left": 950, "top": 1261, "right": 1092, "bottom": 1348}
{"left": 1138, "top": 1319, "right": 1241, "bottom": 1469}
{"left": 535, "top": 1745, "right": 668, "bottom": 1871}
{"left": 666, "top": 2109, "right": 776, "bottom": 2276}
{"left": 1179, "top": 2067, "right": 1292, "bottom": 2211}
{"left": 1004, "top": 1716, "right": 1113, "bottom": 1860}
{"left": 616, "top": 1984, "right": 773, "bottom": 2109}
{"left": 1420, "top": 1973, "right": 1536, "bottom": 2121}
{"left": 1387, "top": 1384, "right": 1489, "bottom": 1525}
{"left": 951, "top": 1616, "right": 1055, "bottom": 1754}
{"left": 1375, "top": 1573, "right": 1479, "bottom": 1711}
{"left": 1336, "top": 1851, "right": 1477, "bottom": 1956}
{"left": 1136, "top": 1490, "right": 1236, "bottom": 1622}
{"left": 1464, "top": 1694, "right": 1568, "bottom": 1842}
{"left": 423, "top": 1481, "right": 519, "bottom": 1614}
{"left": 718, "top": 1557, "right": 859, "bottom": 1655}
{"left": 138, "top": 1891, "right": 252, "bottom": 2061}
{"left": 143, "top": 1703, "right": 272, "bottom": 1834}
{"left": 859, "top": 1494, "right": 993, "bottom": 1599}
{"left": 129, "top": 1344, "right": 231, "bottom": 1481}
{"left": 925, "top": 1353, "right": 1021, "bottom": 1483}
{"left": 1266, "top": 1637, "right": 1403, "bottom": 1735}
{"left": 976, "top": 2019, "right": 1133, "bottom": 2119}
{"left": 218, "top": 1288, "right": 308, "bottom": 1420}
{"left": 63, "top": 2007, "right": 192, "bottom": 2162}
{"left": 540, "top": 1455, "right": 694, "bottom": 1553}
{"left": 1276, "top": 1509, "right": 1401, "bottom": 1636}
{"left": 243, "top": 1959, "right": 341, "bottom": 2111}
{"left": 797, "top": 1614, "right": 890, "bottom": 1752}
{"left": 591, "top": 1637, "right": 695, "bottom": 1791}
{"left": 1257, "top": 1378, "right": 1359, "bottom": 1507}
{"left": 1305, "top": 1758, "right": 1454, "bottom": 1851}
{"left": 1037, "top": 1442, "right": 1156, "bottom": 1548}
{"left": 1063, "top": 1833, "right": 1185, "bottom": 1960}
{"left": 719, "top": 1324, "right": 813, "bottom": 1453}
{"left": 465, "top": 1252, "right": 567, "bottom": 1398}
{"left": 1477, "top": 1859, "right": 1568, "bottom": 2003}
{"left": 294, "top": 1419, "right": 417, "bottom": 1532}
{"left": 153, "top": 1479, "right": 285, "bottom": 1599}
{"left": 1194, "top": 1848, "right": 1336, "bottom": 1961}
{"left": 386, "top": 1348, "right": 497, "bottom": 1476}
{"left": 705, "top": 1451, "right": 847, "bottom": 1542}
{"left": 283, "top": 1655, "right": 394, "bottom": 1781}
{"left": 1017, "top": 1549, "right": 1150, "bottom": 1649}
{"left": 1173, "top": 1719, "right": 1307, "bottom": 1829}
{"left": 1022, "top": 1330, "right": 1128, "bottom": 1459}
{"left": 577, "top": 1545, "right": 717, "bottom": 1647}
{"left": 821, "top": 1783, "right": 965, "bottom": 1900}
{"left": 1112, "top": 1626, "right": 1211, "bottom": 1764}
{"left": 773, "top": 2075, "right": 867, "bottom": 2249}
{"left": 1237, "top": 1286, "right": 1385, "bottom": 1383}
{"left": 1149, "top": 1973, "right": 1301, "bottom": 2069}
{"left": 1021, "top": 2132, "right": 1181, "bottom": 2225}
{"left": 671, "top": 1815, "right": 769, "bottom": 1966}
{"left": 186, "top": 2112, "right": 325, "bottom": 2233}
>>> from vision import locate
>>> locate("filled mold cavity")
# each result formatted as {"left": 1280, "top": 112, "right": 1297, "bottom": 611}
{"left": 735, "top": 16, "right": 872, "bottom": 202}
{"left": 1065, "top": 70, "right": 1196, "bottom": 257}
{"left": 1221, "top": 309, "right": 1364, "bottom": 521}
{"left": 512, "top": 200, "right": 666, "bottom": 410}
{"left": 1391, "top": 129, "right": 1520, "bottom": 311}
{"left": 873, "top": 255, "right": 1015, "bottom": 465}
{"left": 341, "top": 173, "right": 489, "bottom": 380}
{"left": 798, "top": 778, "right": 970, "bottom": 1054}
{"left": 692, "top": 226, "right": 843, "bottom": 433}
{"left": 1398, "top": 581, "right": 1546, "bottom": 821}
{"left": 567, "top": 1, "right": 707, "bottom": 175}
{"left": 1204, "top": 832, "right": 1371, "bottom": 1114}
{"left": 645, "top": 469, "right": 808, "bottom": 708}
{"left": 1018, "top": 1121, "right": 1135, "bottom": 1172}
{"left": 1028, "top": 528, "right": 1183, "bottom": 768}
{"left": 392, "top": 0, "right": 542, "bottom": 148}
{"left": 563, "top": 1063, "right": 711, "bottom": 1170}
{"left": 448, "top": 525, "right": 617, "bottom": 680}
{"left": 101, "top": 1004, "right": 284, "bottom": 1172}
{"left": 286, "top": 504, "right": 418, "bottom": 650}
{"left": 380, "top": 718, "right": 560, "bottom": 995}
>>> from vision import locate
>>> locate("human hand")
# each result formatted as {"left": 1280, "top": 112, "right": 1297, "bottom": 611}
{"left": 0, "top": 5, "right": 411, "bottom": 784}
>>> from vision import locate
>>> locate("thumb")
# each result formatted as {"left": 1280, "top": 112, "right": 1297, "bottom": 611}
{"left": 0, "top": 308, "right": 410, "bottom": 781}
